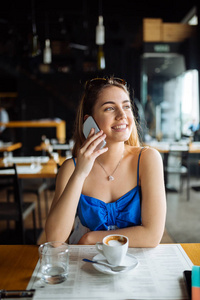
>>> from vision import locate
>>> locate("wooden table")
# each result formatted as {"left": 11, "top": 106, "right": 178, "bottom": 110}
{"left": 0, "top": 245, "right": 39, "bottom": 290}
{"left": 144, "top": 141, "right": 200, "bottom": 154}
{"left": 0, "top": 157, "right": 66, "bottom": 179}
{"left": 0, "top": 142, "right": 22, "bottom": 152}
{"left": 189, "top": 142, "right": 200, "bottom": 154}
{"left": 34, "top": 143, "right": 72, "bottom": 156}
{"left": 0, "top": 243, "right": 199, "bottom": 290}
{"left": 145, "top": 141, "right": 200, "bottom": 197}
{"left": 0, "top": 120, "right": 66, "bottom": 144}
{"left": 0, "top": 92, "right": 18, "bottom": 99}
{"left": 17, "top": 160, "right": 58, "bottom": 179}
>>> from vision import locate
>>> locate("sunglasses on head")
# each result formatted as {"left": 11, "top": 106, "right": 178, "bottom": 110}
{"left": 85, "top": 77, "right": 127, "bottom": 90}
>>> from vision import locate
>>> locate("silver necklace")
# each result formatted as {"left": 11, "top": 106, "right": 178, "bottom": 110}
{"left": 97, "top": 153, "right": 124, "bottom": 181}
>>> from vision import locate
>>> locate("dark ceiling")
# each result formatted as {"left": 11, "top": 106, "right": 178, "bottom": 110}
{"left": 0, "top": 0, "right": 198, "bottom": 140}
{"left": 0, "top": 0, "right": 198, "bottom": 47}
{"left": 0, "top": 0, "right": 198, "bottom": 87}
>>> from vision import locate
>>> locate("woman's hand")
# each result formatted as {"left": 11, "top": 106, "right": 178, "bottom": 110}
{"left": 75, "top": 128, "right": 108, "bottom": 179}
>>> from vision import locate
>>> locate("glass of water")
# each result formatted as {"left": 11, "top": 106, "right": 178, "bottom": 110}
{"left": 39, "top": 241, "right": 69, "bottom": 284}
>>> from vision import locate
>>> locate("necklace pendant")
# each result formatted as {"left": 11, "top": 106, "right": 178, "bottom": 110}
{"left": 108, "top": 175, "right": 114, "bottom": 181}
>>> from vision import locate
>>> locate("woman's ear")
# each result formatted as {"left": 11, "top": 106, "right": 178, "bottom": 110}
{"left": 83, "top": 114, "right": 90, "bottom": 121}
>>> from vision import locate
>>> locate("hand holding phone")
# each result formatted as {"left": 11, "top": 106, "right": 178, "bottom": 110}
{"left": 83, "top": 116, "right": 106, "bottom": 150}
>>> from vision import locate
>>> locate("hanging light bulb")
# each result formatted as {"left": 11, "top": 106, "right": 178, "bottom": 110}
{"left": 96, "top": 16, "right": 105, "bottom": 45}
{"left": 97, "top": 45, "right": 105, "bottom": 70}
{"left": 31, "top": 0, "right": 40, "bottom": 57}
{"left": 43, "top": 39, "right": 52, "bottom": 64}
{"left": 96, "top": 16, "right": 105, "bottom": 70}
{"left": 32, "top": 32, "right": 39, "bottom": 57}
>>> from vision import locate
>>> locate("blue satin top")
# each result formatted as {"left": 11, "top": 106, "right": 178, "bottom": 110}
{"left": 72, "top": 149, "right": 142, "bottom": 231}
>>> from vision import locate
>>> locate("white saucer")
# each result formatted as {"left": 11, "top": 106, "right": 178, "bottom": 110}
{"left": 92, "top": 253, "right": 139, "bottom": 275}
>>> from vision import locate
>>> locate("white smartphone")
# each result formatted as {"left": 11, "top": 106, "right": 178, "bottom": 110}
{"left": 83, "top": 116, "right": 106, "bottom": 150}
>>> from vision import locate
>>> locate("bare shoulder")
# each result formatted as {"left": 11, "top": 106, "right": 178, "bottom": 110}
{"left": 60, "top": 157, "right": 75, "bottom": 169}
{"left": 126, "top": 145, "right": 161, "bottom": 161}
{"left": 57, "top": 157, "right": 75, "bottom": 178}
{"left": 140, "top": 146, "right": 163, "bottom": 170}
{"left": 141, "top": 146, "right": 162, "bottom": 160}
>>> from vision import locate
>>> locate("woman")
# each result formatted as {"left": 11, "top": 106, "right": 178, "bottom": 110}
{"left": 45, "top": 77, "right": 166, "bottom": 247}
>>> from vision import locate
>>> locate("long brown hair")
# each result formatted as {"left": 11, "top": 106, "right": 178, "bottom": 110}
{"left": 72, "top": 76, "right": 141, "bottom": 157}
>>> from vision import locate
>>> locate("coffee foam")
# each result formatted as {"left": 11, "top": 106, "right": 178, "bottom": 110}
{"left": 104, "top": 236, "right": 127, "bottom": 246}
{"left": 108, "top": 240, "right": 124, "bottom": 246}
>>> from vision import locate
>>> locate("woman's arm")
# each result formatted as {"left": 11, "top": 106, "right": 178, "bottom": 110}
{"left": 45, "top": 159, "right": 85, "bottom": 242}
{"left": 78, "top": 147, "right": 166, "bottom": 247}
{"left": 45, "top": 129, "right": 108, "bottom": 243}
{"left": 138, "top": 147, "right": 167, "bottom": 246}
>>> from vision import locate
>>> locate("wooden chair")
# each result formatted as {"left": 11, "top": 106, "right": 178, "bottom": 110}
{"left": 0, "top": 164, "right": 37, "bottom": 244}
{"left": 22, "top": 162, "right": 61, "bottom": 224}
{"left": 22, "top": 178, "right": 49, "bottom": 228}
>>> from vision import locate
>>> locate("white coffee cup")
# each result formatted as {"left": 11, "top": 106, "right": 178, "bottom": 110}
{"left": 96, "top": 234, "right": 129, "bottom": 266}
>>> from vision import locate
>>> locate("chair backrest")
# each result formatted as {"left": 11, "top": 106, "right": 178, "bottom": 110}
{"left": 0, "top": 164, "right": 23, "bottom": 215}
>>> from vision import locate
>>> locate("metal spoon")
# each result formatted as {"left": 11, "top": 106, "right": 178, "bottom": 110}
{"left": 82, "top": 258, "right": 128, "bottom": 272}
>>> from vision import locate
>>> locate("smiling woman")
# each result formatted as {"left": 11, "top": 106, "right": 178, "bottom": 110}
{"left": 45, "top": 76, "right": 166, "bottom": 247}
{"left": 73, "top": 77, "right": 140, "bottom": 154}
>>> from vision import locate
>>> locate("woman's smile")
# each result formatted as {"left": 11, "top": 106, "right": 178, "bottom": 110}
{"left": 111, "top": 123, "right": 128, "bottom": 131}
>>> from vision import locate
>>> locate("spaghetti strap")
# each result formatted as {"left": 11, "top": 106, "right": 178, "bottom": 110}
{"left": 72, "top": 157, "right": 76, "bottom": 166}
{"left": 137, "top": 148, "right": 144, "bottom": 186}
